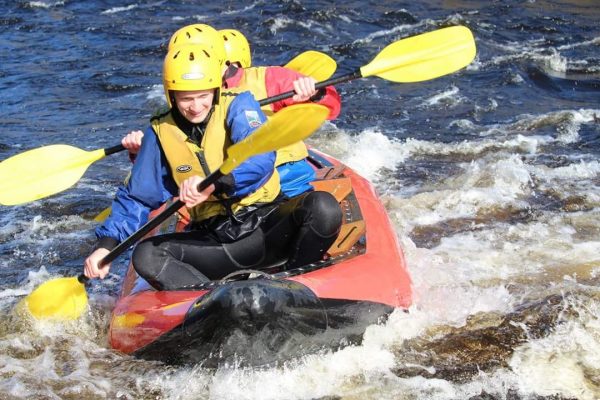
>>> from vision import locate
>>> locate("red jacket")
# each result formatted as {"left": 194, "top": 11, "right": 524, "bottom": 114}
{"left": 223, "top": 66, "right": 341, "bottom": 120}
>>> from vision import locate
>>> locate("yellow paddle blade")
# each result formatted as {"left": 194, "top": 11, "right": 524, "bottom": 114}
{"left": 360, "top": 25, "right": 476, "bottom": 83}
{"left": 93, "top": 206, "right": 112, "bottom": 222}
{"left": 21, "top": 276, "right": 88, "bottom": 320}
{"left": 0, "top": 145, "right": 106, "bottom": 205}
{"left": 221, "top": 103, "right": 329, "bottom": 175}
{"left": 284, "top": 50, "right": 337, "bottom": 81}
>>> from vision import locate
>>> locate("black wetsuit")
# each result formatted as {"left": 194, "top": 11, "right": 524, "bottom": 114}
{"left": 132, "top": 190, "right": 342, "bottom": 290}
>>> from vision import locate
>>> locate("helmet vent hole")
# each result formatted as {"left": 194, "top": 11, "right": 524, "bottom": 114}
{"left": 195, "top": 27, "right": 203, "bottom": 33}
{"left": 173, "top": 50, "right": 180, "bottom": 59}
{"left": 189, "top": 52, "right": 195, "bottom": 61}
{"left": 185, "top": 32, "right": 191, "bottom": 39}
{"left": 203, "top": 50, "right": 210, "bottom": 58}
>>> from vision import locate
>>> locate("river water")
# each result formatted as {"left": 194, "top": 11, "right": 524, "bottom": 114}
{"left": 1, "top": 1, "right": 599, "bottom": 399}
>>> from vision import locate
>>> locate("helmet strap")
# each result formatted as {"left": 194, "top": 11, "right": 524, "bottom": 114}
{"left": 168, "top": 90, "right": 176, "bottom": 109}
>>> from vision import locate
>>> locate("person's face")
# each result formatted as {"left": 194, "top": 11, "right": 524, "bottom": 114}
{"left": 174, "top": 89, "right": 215, "bottom": 124}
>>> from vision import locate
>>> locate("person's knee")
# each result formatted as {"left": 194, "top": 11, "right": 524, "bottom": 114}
{"left": 132, "top": 239, "right": 162, "bottom": 283}
{"left": 304, "top": 191, "right": 343, "bottom": 237}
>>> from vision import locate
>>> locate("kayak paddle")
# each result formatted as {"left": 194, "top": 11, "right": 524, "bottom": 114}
{"left": 263, "top": 25, "right": 476, "bottom": 105}
{"left": 0, "top": 144, "right": 125, "bottom": 206}
{"left": 20, "top": 103, "right": 330, "bottom": 321}
{"left": 284, "top": 50, "right": 337, "bottom": 81}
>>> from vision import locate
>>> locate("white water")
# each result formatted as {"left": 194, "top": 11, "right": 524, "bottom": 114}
{"left": 4, "top": 109, "right": 597, "bottom": 399}
{"left": 2, "top": 1, "right": 600, "bottom": 397}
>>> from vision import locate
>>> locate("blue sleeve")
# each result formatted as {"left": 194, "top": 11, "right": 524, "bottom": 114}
{"left": 95, "top": 127, "right": 178, "bottom": 243}
{"left": 225, "top": 91, "right": 276, "bottom": 197}
{"left": 277, "top": 159, "right": 315, "bottom": 197}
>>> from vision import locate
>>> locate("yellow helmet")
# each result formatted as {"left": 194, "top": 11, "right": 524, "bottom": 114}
{"left": 220, "top": 29, "right": 252, "bottom": 68}
{"left": 163, "top": 43, "right": 222, "bottom": 107}
{"left": 168, "top": 24, "right": 226, "bottom": 66}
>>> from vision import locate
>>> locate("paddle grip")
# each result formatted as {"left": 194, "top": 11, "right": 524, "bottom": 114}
{"left": 78, "top": 274, "right": 90, "bottom": 284}
{"left": 258, "top": 70, "right": 362, "bottom": 107}
{"left": 99, "top": 169, "right": 224, "bottom": 266}
{"left": 104, "top": 144, "right": 127, "bottom": 156}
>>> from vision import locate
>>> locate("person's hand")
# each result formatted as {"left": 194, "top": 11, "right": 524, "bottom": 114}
{"left": 292, "top": 76, "right": 317, "bottom": 102}
{"left": 83, "top": 247, "right": 111, "bottom": 279}
{"left": 179, "top": 176, "right": 216, "bottom": 208}
{"left": 121, "top": 130, "right": 144, "bottom": 155}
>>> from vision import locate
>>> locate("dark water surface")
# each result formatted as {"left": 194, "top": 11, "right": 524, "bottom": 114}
{"left": 1, "top": 1, "right": 599, "bottom": 399}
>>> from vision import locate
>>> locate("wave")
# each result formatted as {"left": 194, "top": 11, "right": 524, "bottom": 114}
{"left": 26, "top": 1, "right": 64, "bottom": 8}
{"left": 101, "top": 4, "right": 139, "bottom": 15}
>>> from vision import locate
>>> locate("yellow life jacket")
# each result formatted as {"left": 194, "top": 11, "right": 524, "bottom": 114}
{"left": 151, "top": 91, "right": 280, "bottom": 222}
{"left": 238, "top": 67, "right": 309, "bottom": 166}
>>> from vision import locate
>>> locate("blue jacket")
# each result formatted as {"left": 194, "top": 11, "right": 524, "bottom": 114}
{"left": 277, "top": 159, "right": 316, "bottom": 198}
{"left": 96, "top": 91, "right": 273, "bottom": 247}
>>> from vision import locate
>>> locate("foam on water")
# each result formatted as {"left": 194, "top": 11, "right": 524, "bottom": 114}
{"left": 220, "top": 2, "right": 259, "bottom": 16}
{"left": 305, "top": 114, "right": 600, "bottom": 396}
{"left": 556, "top": 35, "right": 600, "bottom": 52}
{"left": 478, "top": 108, "right": 599, "bottom": 141}
{"left": 101, "top": 4, "right": 139, "bottom": 15}
{"left": 7, "top": 106, "right": 584, "bottom": 400}
{"left": 509, "top": 297, "right": 600, "bottom": 399}
{"left": 419, "top": 86, "right": 463, "bottom": 108}
{"left": 485, "top": 31, "right": 600, "bottom": 79}
{"left": 1, "top": 1, "right": 599, "bottom": 398}
{"left": 146, "top": 84, "right": 166, "bottom": 102}
{"left": 266, "top": 17, "right": 332, "bottom": 37}
{"left": 351, "top": 22, "right": 421, "bottom": 45}
{"left": 2, "top": 214, "right": 92, "bottom": 246}
{"left": 144, "top": 335, "right": 399, "bottom": 400}
{"left": 313, "top": 107, "right": 599, "bottom": 181}
{"left": 311, "top": 126, "right": 409, "bottom": 180}
{"left": 0, "top": 267, "right": 52, "bottom": 303}
{"left": 412, "top": 213, "right": 600, "bottom": 283}
{"left": 27, "top": 1, "right": 64, "bottom": 8}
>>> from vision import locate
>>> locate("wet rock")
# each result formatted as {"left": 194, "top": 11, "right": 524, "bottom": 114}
{"left": 561, "top": 195, "right": 592, "bottom": 212}
{"left": 393, "top": 294, "right": 576, "bottom": 382}
{"left": 468, "top": 390, "right": 577, "bottom": 400}
{"left": 409, "top": 205, "right": 532, "bottom": 248}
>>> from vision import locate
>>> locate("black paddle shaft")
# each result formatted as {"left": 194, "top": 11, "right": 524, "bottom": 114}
{"left": 104, "top": 144, "right": 126, "bottom": 156}
{"left": 98, "top": 70, "right": 361, "bottom": 158}
{"left": 259, "top": 70, "right": 362, "bottom": 106}
{"left": 100, "top": 169, "right": 223, "bottom": 265}
{"left": 70, "top": 168, "right": 227, "bottom": 288}
{"left": 78, "top": 169, "right": 224, "bottom": 283}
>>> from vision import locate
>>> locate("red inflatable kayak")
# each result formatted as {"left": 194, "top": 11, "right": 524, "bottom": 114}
{"left": 109, "top": 149, "right": 412, "bottom": 366}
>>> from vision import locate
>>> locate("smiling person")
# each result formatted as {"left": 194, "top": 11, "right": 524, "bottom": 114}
{"left": 84, "top": 43, "right": 341, "bottom": 289}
